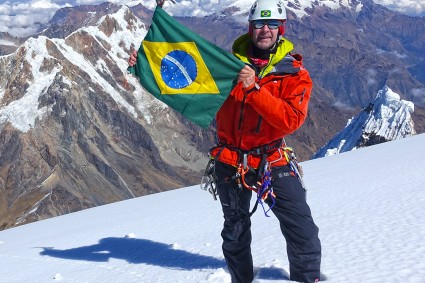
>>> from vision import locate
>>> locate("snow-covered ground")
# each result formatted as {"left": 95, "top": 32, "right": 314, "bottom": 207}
{"left": 1, "top": 134, "right": 424, "bottom": 282}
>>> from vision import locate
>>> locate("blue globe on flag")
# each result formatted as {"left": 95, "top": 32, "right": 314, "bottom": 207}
{"left": 161, "top": 50, "right": 198, "bottom": 89}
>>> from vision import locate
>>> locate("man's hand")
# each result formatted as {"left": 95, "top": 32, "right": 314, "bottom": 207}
{"left": 237, "top": 65, "right": 256, "bottom": 89}
{"left": 231, "top": 65, "right": 258, "bottom": 102}
{"left": 128, "top": 50, "right": 137, "bottom": 67}
{"left": 156, "top": 0, "right": 176, "bottom": 7}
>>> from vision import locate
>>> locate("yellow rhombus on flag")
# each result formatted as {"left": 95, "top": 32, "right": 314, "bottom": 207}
{"left": 143, "top": 41, "right": 220, "bottom": 95}
{"left": 128, "top": 6, "right": 244, "bottom": 128}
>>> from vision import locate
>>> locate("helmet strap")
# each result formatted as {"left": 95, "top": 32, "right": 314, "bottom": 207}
{"left": 279, "top": 24, "right": 285, "bottom": 36}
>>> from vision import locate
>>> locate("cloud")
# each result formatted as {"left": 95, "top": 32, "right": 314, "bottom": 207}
{"left": 75, "top": 0, "right": 138, "bottom": 5}
{"left": 0, "top": 0, "right": 150, "bottom": 36}
{"left": 75, "top": 0, "right": 107, "bottom": 4}
{"left": 333, "top": 100, "right": 357, "bottom": 112}
{"left": 0, "top": 0, "right": 66, "bottom": 37}
{"left": 374, "top": 0, "right": 425, "bottom": 17}
{"left": 1, "top": 0, "right": 424, "bottom": 37}
{"left": 366, "top": 68, "right": 378, "bottom": 86}
{"left": 410, "top": 88, "right": 425, "bottom": 106}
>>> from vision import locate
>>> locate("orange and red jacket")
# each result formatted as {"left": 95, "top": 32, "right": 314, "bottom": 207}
{"left": 211, "top": 34, "right": 313, "bottom": 168}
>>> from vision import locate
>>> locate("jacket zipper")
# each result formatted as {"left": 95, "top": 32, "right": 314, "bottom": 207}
{"left": 237, "top": 53, "right": 275, "bottom": 146}
{"left": 238, "top": 63, "right": 259, "bottom": 132}
{"left": 299, "top": 88, "right": 306, "bottom": 105}
{"left": 259, "top": 53, "right": 276, "bottom": 79}
{"left": 236, "top": 96, "right": 247, "bottom": 149}
{"left": 255, "top": 116, "right": 263, "bottom": 133}
{"left": 238, "top": 96, "right": 246, "bottom": 130}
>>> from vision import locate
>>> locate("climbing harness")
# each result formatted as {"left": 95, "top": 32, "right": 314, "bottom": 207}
{"left": 234, "top": 152, "right": 277, "bottom": 217}
{"left": 200, "top": 139, "right": 306, "bottom": 216}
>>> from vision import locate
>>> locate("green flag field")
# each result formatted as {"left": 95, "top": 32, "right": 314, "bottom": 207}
{"left": 128, "top": 7, "right": 244, "bottom": 128}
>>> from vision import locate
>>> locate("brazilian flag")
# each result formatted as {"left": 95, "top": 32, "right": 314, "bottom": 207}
{"left": 128, "top": 6, "right": 244, "bottom": 128}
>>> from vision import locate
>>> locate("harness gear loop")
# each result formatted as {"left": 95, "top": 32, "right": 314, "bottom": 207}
{"left": 236, "top": 154, "right": 277, "bottom": 217}
{"left": 243, "top": 153, "right": 248, "bottom": 170}
{"left": 202, "top": 138, "right": 306, "bottom": 216}
{"left": 282, "top": 146, "right": 306, "bottom": 189}
{"left": 256, "top": 164, "right": 276, "bottom": 217}
{"left": 200, "top": 157, "right": 219, "bottom": 200}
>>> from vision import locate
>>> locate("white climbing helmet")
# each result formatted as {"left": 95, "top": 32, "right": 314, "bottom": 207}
{"left": 248, "top": 0, "right": 287, "bottom": 22}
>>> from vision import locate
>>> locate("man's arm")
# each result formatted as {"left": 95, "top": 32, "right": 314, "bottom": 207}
{"left": 245, "top": 69, "right": 312, "bottom": 135}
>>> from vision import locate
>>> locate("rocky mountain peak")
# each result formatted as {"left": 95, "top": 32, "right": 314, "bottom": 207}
{"left": 313, "top": 85, "right": 416, "bottom": 158}
{"left": 40, "top": 2, "right": 122, "bottom": 39}
{"left": 0, "top": 33, "right": 23, "bottom": 56}
{"left": 285, "top": 0, "right": 364, "bottom": 18}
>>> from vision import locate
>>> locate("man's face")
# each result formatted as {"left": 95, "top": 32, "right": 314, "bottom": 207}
{"left": 251, "top": 20, "right": 280, "bottom": 50}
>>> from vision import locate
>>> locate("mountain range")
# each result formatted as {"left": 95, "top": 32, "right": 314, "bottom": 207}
{"left": 0, "top": 0, "right": 424, "bottom": 230}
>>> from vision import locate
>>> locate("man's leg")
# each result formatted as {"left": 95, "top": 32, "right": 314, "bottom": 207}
{"left": 268, "top": 165, "right": 321, "bottom": 283}
{"left": 215, "top": 161, "right": 254, "bottom": 283}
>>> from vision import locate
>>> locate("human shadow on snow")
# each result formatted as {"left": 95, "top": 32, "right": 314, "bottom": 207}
{"left": 39, "top": 237, "right": 225, "bottom": 270}
{"left": 39, "top": 237, "right": 307, "bottom": 280}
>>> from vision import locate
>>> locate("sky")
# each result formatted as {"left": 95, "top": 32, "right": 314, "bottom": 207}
{"left": 0, "top": 0, "right": 424, "bottom": 37}
{"left": 0, "top": 133, "right": 424, "bottom": 282}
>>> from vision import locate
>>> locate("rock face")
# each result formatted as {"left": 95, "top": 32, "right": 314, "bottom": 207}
{"left": 313, "top": 86, "right": 416, "bottom": 158}
{"left": 0, "top": 6, "right": 214, "bottom": 230}
{"left": 41, "top": 2, "right": 122, "bottom": 39}
{"left": 0, "top": 32, "right": 26, "bottom": 56}
{"left": 0, "top": 0, "right": 424, "bottom": 230}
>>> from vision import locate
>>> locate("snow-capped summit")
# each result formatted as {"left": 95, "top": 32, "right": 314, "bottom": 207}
{"left": 139, "top": 0, "right": 364, "bottom": 19}
{"left": 313, "top": 86, "right": 416, "bottom": 158}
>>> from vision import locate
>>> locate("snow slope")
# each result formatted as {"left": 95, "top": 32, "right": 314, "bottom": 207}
{"left": 1, "top": 134, "right": 425, "bottom": 282}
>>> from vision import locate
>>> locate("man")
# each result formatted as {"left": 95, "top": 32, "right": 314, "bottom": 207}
{"left": 129, "top": 0, "right": 321, "bottom": 282}
{"left": 208, "top": 0, "right": 321, "bottom": 282}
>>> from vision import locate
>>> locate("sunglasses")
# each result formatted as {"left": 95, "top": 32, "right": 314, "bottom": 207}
{"left": 252, "top": 20, "right": 283, "bottom": 29}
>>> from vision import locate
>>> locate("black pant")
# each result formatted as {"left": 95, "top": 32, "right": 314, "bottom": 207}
{"left": 215, "top": 161, "right": 321, "bottom": 283}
